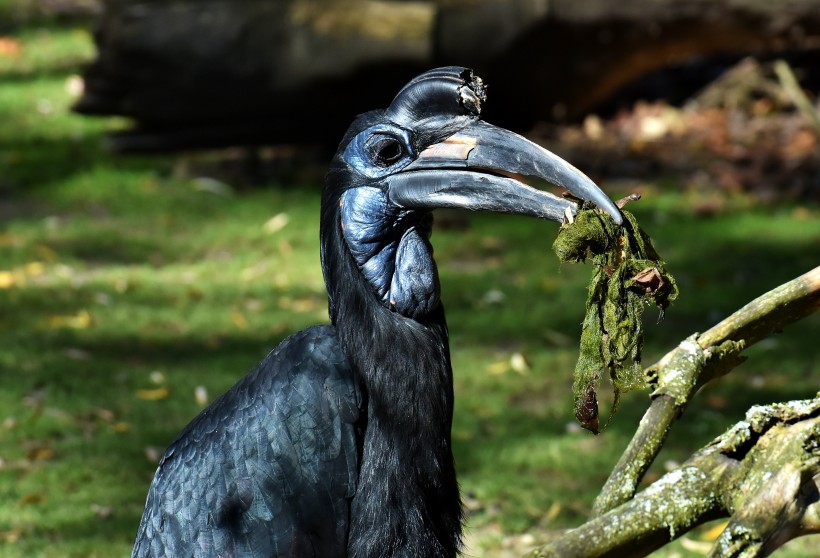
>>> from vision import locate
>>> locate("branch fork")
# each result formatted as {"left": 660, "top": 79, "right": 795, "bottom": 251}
{"left": 530, "top": 266, "right": 820, "bottom": 557}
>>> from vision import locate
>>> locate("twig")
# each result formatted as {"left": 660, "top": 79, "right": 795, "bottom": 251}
{"left": 698, "top": 264, "right": 820, "bottom": 347}
{"left": 774, "top": 59, "right": 820, "bottom": 135}
{"left": 592, "top": 266, "right": 820, "bottom": 516}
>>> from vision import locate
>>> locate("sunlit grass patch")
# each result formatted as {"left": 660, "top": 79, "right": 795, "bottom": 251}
{"left": 0, "top": 24, "right": 95, "bottom": 77}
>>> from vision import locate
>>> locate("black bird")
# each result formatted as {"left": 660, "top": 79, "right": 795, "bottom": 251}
{"left": 131, "top": 67, "right": 622, "bottom": 558}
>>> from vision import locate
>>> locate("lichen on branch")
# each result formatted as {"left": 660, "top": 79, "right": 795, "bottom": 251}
{"left": 530, "top": 395, "right": 820, "bottom": 558}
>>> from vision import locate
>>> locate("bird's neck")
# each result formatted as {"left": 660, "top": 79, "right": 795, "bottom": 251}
{"left": 322, "top": 202, "right": 461, "bottom": 557}
{"left": 323, "top": 243, "right": 462, "bottom": 558}
{"left": 342, "top": 301, "right": 462, "bottom": 558}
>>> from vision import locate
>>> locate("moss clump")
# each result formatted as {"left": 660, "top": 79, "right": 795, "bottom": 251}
{"left": 554, "top": 203, "right": 678, "bottom": 433}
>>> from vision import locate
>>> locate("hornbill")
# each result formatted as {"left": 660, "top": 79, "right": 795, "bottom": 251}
{"left": 131, "top": 67, "right": 622, "bottom": 558}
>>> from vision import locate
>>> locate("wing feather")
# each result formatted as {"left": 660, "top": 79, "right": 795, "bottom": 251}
{"left": 132, "top": 325, "right": 360, "bottom": 558}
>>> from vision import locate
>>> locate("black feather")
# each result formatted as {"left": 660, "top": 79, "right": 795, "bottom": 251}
{"left": 322, "top": 149, "right": 462, "bottom": 558}
{"left": 132, "top": 326, "right": 361, "bottom": 558}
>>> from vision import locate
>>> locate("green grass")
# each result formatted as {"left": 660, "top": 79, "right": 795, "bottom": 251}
{"left": 1, "top": 23, "right": 819, "bottom": 558}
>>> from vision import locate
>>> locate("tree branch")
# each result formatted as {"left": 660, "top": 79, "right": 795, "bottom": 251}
{"left": 532, "top": 397, "right": 820, "bottom": 558}
{"left": 697, "top": 265, "right": 820, "bottom": 348}
{"left": 708, "top": 400, "right": 820, "bottom": 557}
{"left": 592, "top": 266, "right": 820, "bottom": 516}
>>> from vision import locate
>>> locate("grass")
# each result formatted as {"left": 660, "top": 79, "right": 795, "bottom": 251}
{"left": 1, "top": 21, "right": 819, "bottom": 558}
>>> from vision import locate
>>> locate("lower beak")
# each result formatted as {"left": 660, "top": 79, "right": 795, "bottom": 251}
{"left": 387, "top": 120, "right": 622, "bottom": 225}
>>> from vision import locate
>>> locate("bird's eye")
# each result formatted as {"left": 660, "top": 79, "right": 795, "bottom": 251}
{"left": 377, "top": 141, "right": 402, "bottom": 163}
{"left": 343, "top": 125, "right": 414, "bottom": 178}
{"left": 367, "top": 135, "right": 405, "bottom": 166}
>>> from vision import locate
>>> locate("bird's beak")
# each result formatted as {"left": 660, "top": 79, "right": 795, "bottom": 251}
{"left": 387, "top": 120, "right": 622, "bottom": 224}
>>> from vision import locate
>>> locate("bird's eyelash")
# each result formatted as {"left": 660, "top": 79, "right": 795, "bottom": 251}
{"left": 367, "top": 135, "right": 406, "bottom": 166}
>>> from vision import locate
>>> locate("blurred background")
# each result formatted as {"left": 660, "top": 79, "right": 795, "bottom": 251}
{"left": 1, "top": 1, "right": 818, "bottom": 556}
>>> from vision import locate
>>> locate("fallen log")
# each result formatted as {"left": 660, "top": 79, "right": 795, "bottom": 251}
{"left": 74, "top": 0, "right": 820, "bottom": 151}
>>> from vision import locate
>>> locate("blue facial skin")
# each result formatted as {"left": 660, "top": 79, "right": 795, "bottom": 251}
{"left": 342, "top": 124, "right": 415, "bottom": 180}
{"left": 340, "top": 187, "right": 440, "bottom": 320}
{"left": 340, "top": 122, "right": 443, "bottom": 319}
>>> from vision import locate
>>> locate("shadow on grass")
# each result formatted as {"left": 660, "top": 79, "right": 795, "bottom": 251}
{"left": 0, "top": 135, "right": 165, "bottom": 195}
{"left": 0, "top": 59, "right": 91, "bottom": 83}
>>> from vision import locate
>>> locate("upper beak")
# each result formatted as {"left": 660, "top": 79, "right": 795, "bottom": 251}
{"left": 387, "top": 119, "right": 622, "bottom": 225}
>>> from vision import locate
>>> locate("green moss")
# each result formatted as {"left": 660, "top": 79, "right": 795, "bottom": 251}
{"left": 554, "top": 206, "right": 679, "bottom": 433}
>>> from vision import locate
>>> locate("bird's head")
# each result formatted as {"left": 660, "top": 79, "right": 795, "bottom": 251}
{"left": 322, "top": 67, "right": 621, "bottom": 321}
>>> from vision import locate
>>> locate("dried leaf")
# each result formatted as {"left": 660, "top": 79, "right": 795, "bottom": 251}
{"left": 18, "top": 494, "right": 44, "bottom": 507}
{"left": 35, "top": 244, "right": 58, "bottom": 261}
{"left": 136, "top": 387, "right": 170, "bottom": 401}
{"left": 0, "top": 528, "right": 23, "bottom": 543}
{"left": 91, "top": 503, "right": 113, "bottom": 519}
{"left": 195, "top": 385, "right": 209, "bottom": 406}
{"left": 47, "top": 310, "right": 92, "bottom": 330}
{"left": 630, "top": 267, "right": 664, "bottom": 295}
{"left": 277, "top": 297, "right": 319, "bottom": 313}
{"left": 231, "top": 309, "right": 248, "bottom": 329}
{"left": 144, "top": 446, "right": 162, "bottom": 463}
{"left": 706, "top": 395, "right": 729, "bottom": 410}
{"left": 545, "top": 501, "right": 562, "bottom": 522}
{"left": 0, "top": 37, "right": 21, "bottom": 57}
{"left": 0, "top": 233, "right": 24, "bottom": 247}
{"left": 0, "top": 272, "right": 15, "bottom": 289}
{"left": 240, "top": 262, "right": 268, "bottom": 282}
{"left": 509, "top": 352, "right": 530, "bottom": 375}
{"left": 486, "top": 361, "right": 510, "bottom": 375}
{"left": 63, "top": 348, "right": 91, "bottom": 361}
{"left": 481, "top": 289, "right": 506, "bottom": 306}
{"left": 65, "top": 75, "right": 84, "bottom": 96}
{"left": 700, "top": 520, "right": 730, "bottom": 541}
{"left": 575, "top": 384, "right": 600, "bottom": 434}
{"left": 192, "top": 177, "right": 233, "bottom": 196}
{"left": 278, "top": 238, "right": 293, "bottom": 255}
{"left": 23, "top": 262, "right": 45, "bottom": 276}
{"left": 27, "top": 446, "right": 54, "bottom": 461}
{"left": 263, "top": 213, "right": 290, "bottom": 234}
